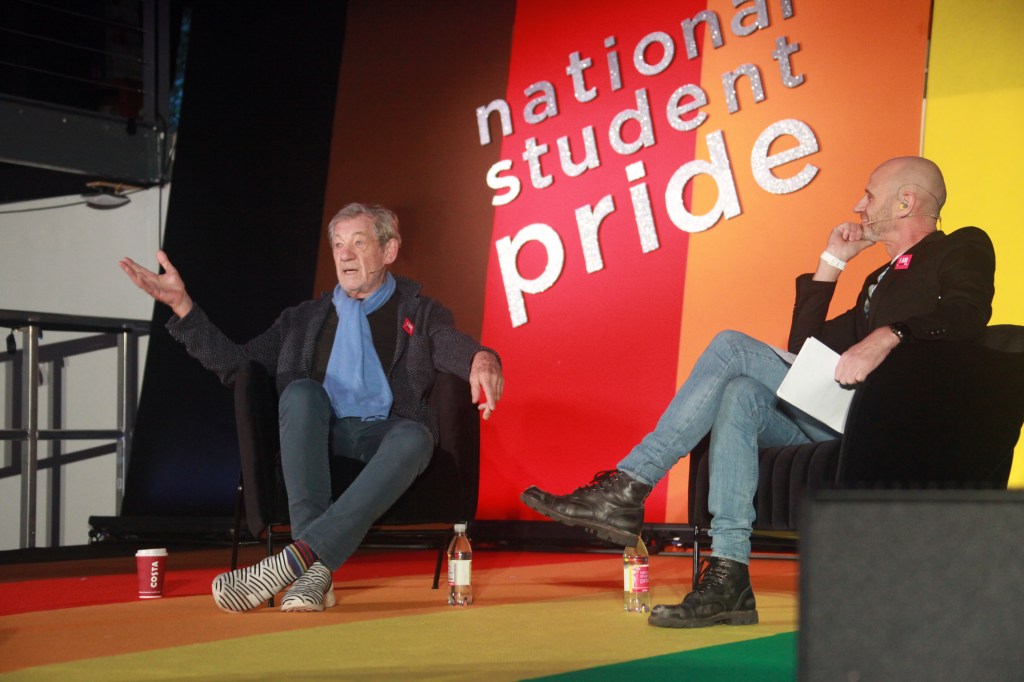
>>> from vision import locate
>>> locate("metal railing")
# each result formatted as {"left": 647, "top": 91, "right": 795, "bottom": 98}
{"left": 1, "top": 309, "right": 149, "bottom": 548}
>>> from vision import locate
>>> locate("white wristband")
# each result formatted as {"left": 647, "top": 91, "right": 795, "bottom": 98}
{"left": 820, "top": 251, "right": 846, "bottom": 271}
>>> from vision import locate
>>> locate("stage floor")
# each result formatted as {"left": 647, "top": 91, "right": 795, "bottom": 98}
{"left": 0, "top": 545, "right": 798, "bottom": 680}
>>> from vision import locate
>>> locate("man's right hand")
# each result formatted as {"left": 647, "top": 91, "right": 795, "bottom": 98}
{"left": 825, "top": 221, "right": 874, "bottom": 261}
{"left": 119, "top": 250, "right": 194, "bottom": 318}
{"left": 814, "top": 222, "right": 875, "bottom": 282}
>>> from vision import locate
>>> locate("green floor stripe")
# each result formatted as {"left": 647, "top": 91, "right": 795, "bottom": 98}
{"left": 525, "top": 632, "right": 796, "bottom": 682}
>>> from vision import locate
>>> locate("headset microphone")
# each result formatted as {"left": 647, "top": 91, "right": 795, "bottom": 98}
{"left": 862, "top": 213, "right": 940, "bottom": 227}
{"left": 860, "top": 217, "right": 892, "bottom": 226}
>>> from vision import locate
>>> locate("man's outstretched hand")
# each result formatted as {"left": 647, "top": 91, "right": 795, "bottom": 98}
{"left": 119, "top": 250, "right": 194, "bottom": 318}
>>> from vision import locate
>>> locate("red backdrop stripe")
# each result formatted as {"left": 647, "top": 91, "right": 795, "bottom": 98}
{"left": 479, "top": 0, "right": 710, "bottom": 521}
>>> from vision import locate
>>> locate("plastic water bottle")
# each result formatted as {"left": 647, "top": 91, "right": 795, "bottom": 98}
{"left": 447, "top": 523, "right": 473, "bottom": 606}
{"left": 623, "top": 537, "right": 650, "bottom": 612}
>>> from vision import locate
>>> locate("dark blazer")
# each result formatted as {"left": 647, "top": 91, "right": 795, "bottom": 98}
{"left": 788, "top": 226, "right": 996, "bottom": 354}
{"left": 166, "top": 275, "right": 496, "bottom": 442}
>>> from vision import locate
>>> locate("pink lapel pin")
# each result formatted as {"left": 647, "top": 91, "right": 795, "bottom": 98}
{"left": 403, "top": 318, "right": 415, "bottom": 336}
{"left": 894, "top": 254, "right": 913, "bottom": 270}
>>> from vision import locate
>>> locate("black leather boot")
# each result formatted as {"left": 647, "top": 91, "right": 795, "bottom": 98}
{"left": 647, "top": 556, "right": 759, "bottom": 628}
{"left": 520, "top": 470, "right": 652, "bottom": 546}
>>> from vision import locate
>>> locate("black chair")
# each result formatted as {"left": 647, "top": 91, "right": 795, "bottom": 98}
{"left": 685, "top": 325, "right": 1024, "bottom": 588}
{"left": 229, "top": 362, "right": 480, "bottom": 591}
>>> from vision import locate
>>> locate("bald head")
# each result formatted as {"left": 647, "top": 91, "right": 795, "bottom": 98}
{"left": 854, "top": 156, "right": 947, "bottom": 254}
{"left": 874, "top": 156, "right": 946, "bottom": 215}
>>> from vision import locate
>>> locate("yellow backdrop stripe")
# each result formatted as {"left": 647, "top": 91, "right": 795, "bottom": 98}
{"left": 924, "top": 0, "right": 1024, "bottom": 486}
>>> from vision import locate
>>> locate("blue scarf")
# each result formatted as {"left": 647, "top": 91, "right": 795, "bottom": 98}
{"left": 323, "top": 273, "right": 396, "bottom": 420}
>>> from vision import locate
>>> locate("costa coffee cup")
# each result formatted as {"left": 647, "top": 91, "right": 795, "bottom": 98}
{"left": 136, "top": 548, "right": 168, "bottom": 599}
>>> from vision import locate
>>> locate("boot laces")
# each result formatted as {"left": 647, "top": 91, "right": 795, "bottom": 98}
{"left": 695, "top": 557, "right": 732, "bottom": 594}
{"left": 574, "top": 470, "right": 620, "bottom": 494}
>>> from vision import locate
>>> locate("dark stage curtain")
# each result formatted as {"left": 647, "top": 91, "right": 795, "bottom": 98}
{"left": 122, "top": 2, "right": 347, "bottom": 520}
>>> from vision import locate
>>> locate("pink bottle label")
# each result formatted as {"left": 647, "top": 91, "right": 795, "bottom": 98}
{"left": 624, "top": 563, "right": 649, "bottom": 592}
{"left": 632, "top": 564, "right": 649, "bottom": 592}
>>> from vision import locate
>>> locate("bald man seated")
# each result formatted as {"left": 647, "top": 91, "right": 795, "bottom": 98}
{"left": 520, "top": 156, "right": 995, "bottom": 629}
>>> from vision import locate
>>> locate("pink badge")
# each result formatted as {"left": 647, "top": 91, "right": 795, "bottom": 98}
{"left": 403, "top": 318, "right": 415, "bottom": 336}
{"left": 894, "top": 254, "right": 913, "bottom": 270}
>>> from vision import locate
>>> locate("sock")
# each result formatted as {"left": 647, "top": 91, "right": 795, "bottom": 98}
{"left": 211, "top": 541, "right": 319, "bottom": 613}
{"left": 284, "top": 540, "right": 318, "bottom": 574}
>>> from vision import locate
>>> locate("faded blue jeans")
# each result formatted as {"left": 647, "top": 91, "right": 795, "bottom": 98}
{"left": 617, "top": 330, "right": 838, "bottom": 564}
{"left": 278, "top": 379, "right": 433, "bottom": 570}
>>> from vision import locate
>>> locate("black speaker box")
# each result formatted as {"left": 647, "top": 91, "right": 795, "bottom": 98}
{"left": 800, "top": 490, "right": 1024, "bottom": 681}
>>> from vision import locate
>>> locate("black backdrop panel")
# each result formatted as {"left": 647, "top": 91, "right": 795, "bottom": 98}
{"left": 123, "top": 2, "right": 347, "bottom": 518}
{"left": 800, "top": 490, "right": 1024, "bottom": 681}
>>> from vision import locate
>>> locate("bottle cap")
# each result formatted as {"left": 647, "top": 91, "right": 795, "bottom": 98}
{"left": 454, "top": 523, "right": 467, "bottom": 532}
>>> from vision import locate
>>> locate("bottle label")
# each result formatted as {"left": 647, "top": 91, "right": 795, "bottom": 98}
{"left": 448, "top": 559, "right": 471, "bottom": 585}
{"left": 624, "top": 563, "right": 649, "bottom": 593}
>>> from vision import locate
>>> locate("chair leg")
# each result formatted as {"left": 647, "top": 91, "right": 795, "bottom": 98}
{"left": 266, "top": 525, "right": 277, "bottom": 608}
{"left": 432, "top": 538, "right": 445, "bottom": 590}
{"left": 692, "top": 525, "right": 702, "bottom": 592}
{"left": 231, "top": 473, "right": 244, "bottom": 571}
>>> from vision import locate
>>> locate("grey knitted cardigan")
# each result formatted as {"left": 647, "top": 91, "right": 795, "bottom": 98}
{"left": 166, "top": 275, "right": 496, "bottom": 441}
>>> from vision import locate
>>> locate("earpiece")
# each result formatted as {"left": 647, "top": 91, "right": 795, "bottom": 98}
{"left": 899, "top": 202, "right": 908, "bottom": 209}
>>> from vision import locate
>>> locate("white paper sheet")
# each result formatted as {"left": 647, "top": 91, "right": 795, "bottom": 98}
{"left": 776, "top": 337, "right": 854, "bottom": 433}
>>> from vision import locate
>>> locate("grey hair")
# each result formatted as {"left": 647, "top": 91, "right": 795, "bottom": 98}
{"left": 327, "top": 203, "right": 401, "bottom": 248}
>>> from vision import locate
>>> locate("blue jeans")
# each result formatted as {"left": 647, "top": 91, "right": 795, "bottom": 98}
{"left": 278, "top": 380, "right": 433, "bottom": 570}
{"left": 617, "top": 330, "right": 838, "bottom": 564}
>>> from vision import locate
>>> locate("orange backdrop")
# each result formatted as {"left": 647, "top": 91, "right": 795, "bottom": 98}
{"left": 664, "top": 0, "right": 932, "bottom": 517}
